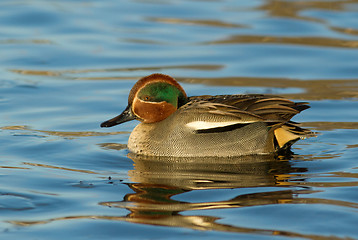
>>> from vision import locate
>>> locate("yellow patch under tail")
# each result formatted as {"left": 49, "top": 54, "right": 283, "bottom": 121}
{"left": 274, "top": 127, "right": 301, "bottom": 148}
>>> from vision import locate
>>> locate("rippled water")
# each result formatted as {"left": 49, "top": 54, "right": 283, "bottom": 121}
{"left": 1, "top": 1, "right": 358, "bottom": 239}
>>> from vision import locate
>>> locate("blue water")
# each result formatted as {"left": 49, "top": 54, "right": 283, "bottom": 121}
{"left": 1, "top": 1, "right": 358, "bottom": 239}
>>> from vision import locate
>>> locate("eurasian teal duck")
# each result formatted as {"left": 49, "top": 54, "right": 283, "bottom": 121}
{"left": 101, "top": 73, "right": 313, "bottom": 157}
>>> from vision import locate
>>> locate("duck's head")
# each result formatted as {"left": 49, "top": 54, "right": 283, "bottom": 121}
{"left": 100, "top": 73, "right": 187, "bottom": 127}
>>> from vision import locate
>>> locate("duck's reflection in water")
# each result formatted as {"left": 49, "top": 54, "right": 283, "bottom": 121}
{"left": 100, "top": 153, "right": 311, "bottom": 236}
{"left": 127, "top": 153, "right": 303, "bottom": 190}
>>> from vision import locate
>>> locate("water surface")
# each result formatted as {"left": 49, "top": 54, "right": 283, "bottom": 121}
{"left": 1, "top": 0, "right": 358, "bottom": 239}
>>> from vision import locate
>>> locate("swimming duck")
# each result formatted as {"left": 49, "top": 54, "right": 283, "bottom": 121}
{"left": 101, "top": 73, "right": 313, "bottom": 157}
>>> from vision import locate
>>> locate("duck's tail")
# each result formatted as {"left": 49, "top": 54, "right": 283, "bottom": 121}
{"left": 274, "top": 122, "right": 316, "bottom": 151}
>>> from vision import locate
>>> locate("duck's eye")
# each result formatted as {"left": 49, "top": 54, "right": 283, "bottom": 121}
{"left": 143, "top": 95, "right": 151, "bottom": 101}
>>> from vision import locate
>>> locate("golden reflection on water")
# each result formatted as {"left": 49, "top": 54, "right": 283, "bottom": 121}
{"left": 255, "top": 0, "right": 358, "bottom": 29}
{"left": 331, "top": 26, "right": 358, "bottom": 36}
{"left": 257, "top": 0, "right": 358, "bottom": 17}
{"left": 6, "top": 212, "right": 347, "bottom": 239}
{"left": 9, "top": 68, "right": 358, "bottom": 100}
{"left": 22, "top": 162, "right": 99, "bottom": 175}
{"left": 205, "top": 35, "right": 358, "bottom": 48}
{"left": 1, "top": 125, "right": 129, "bottom": 138}
{"left": 178, "top": 77, "right": 358, "bottom": 100}
{"left": 147, "top": 17, "right": 248, "bottom": 28}
{"left": 10, "top": 64, "right": 223, "bottom": 77}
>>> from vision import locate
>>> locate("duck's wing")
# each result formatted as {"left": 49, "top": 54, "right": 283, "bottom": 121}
{"left": 180, "top": 100, "right": 283, "bottom": 134}
{"left": 189, "top": 94, "right": 310, "bottom": 121}
{"left": 187, "top": 95, "right": 314, "bottom": 149}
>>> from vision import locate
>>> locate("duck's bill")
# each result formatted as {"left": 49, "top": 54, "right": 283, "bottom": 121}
{"left": 100, "top": 105, "right": 136, "bottom": 127}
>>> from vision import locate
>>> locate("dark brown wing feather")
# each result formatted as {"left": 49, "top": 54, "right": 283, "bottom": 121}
{"left": 189, "top": 94, "right": 309, "bottom": 121}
